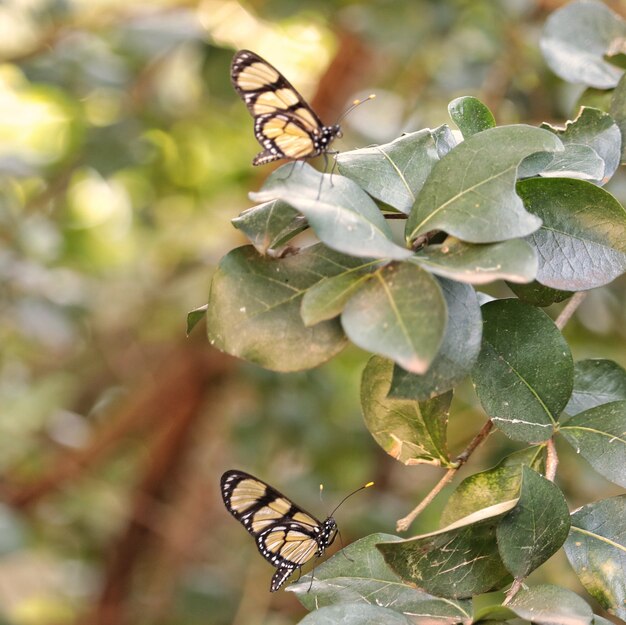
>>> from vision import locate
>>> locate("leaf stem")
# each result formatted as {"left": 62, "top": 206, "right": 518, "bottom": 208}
{"left": 545, "top": 437, "right": 558, "bottom": 482}
{"left": 503, "top": 578, "right": 524, "bottom": 605}
{"left": 396, "top": 420, "right": 494, "bottom": 532}
{"left": 555, "top": 291, "right": 587, "bottom": 330}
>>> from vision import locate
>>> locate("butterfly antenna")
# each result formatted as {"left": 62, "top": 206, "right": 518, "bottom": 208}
{"left": 329, "top": 481, "right": 374, "bottom": 518}
{"left": 319, "top": 483, "right": 324, "bottom": 502}
{"left": 335, "top": 94, "right": 376, "bottom": 125}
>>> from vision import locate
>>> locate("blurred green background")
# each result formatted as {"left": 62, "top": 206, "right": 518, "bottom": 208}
{"left": 0, "top": 0, "right": 625, "bottom": 623}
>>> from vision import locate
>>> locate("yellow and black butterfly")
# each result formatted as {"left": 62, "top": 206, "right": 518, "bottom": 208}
{"left": 230, "top": 49, "right": 343, "bottom": 166}
{"left": 220, "top": 469, "right": 373, "bottom": 592}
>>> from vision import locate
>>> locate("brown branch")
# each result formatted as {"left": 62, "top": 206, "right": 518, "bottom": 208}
{"left": 555, "top": 291, "right": 587, "bottom": 330}
{"left": 396, "top": 420, "right": 494, "bottom": 532}
{"left": 503, "top": 577, "right": 524, "bottom": 605}
{"left": 545, "top": 437, "right": 558, "bottom": 482}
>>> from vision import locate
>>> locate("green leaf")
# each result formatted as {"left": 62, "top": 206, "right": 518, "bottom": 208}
{"left": 301, "top": 257, "right": 382, "bottom": 326}
{"left": 593, "top": 615, "right": 615, "bottom": 625}
{"left": 541, "top": 107, "right": 622, "bottom": 184}
{"left": 361, "top": 356, "right": 452, "bottom": 466}
{"left": 532, "top": 143, "right": 605, "bottom": 182}
{"left": 448, "top": 96, "right": 496, "bottom": 138}
{"left": 405, "top": 126, "right": 560, "bottom": 245}
{"left": 412, "top": 237, "right": 538, "bottom": 285}
{"left": 388, "top": 277, "right": 482, "bottom": 400}
{"left": 565, "top": 359, "right": 626, "bottom": 416}
{"left": 540, "top": 0, "right": 626, "bottom": 89}
{"left": 336, "top": 128, "right": 447, "bottom": 215}
{"left": 472, "top": 592, "right": 517, "bottom": 623}
{"left": 232, "top": 199, "right": 307, "bottom": 254}
{"left": 508, "top": 584, "right": 593, "bottom": 625}
{"left": 605, "top": 36, "right": 626, "bottom": 69}
{"left": 559, "top": 401, "right": 626, "bottom": 487}
{"left": 186, "top": 304, "right": 207, "bottom": 336}
{"left": 297, "top": 603, "right": 413, "bottom": 625}
{"left": 341, "top": 262, "right": 447, "bottom": 374}
{"left": 471, "top": 299, "right": 574, "bottom": 442}
{"left": 440, "top": 447, "right": 546, "bottom": 527}
{"left": 207, "top": 245, "right": 347, "bottom": 371}
{"left": 289, "top": 533, "right": 471, "bottom": 624}
{"left": 250, "top": 162, "right": 412, "bottom": 261}
{"left": 610, "top": 74, "right": 626, "bottom": 164}
{"left": 507, "top": 281, "right": 572, "bottom": 308}
{"left": 496, "top": 467, "right": 571, "bottom": 578}
{"left": 564, "top": 496, "right": 626, "bottom": 621}
{"left": 518, "top": 177, "right": 626, "bottom": 291}
{"left": 577, "top": 87, "right": 615, "bottom": 112}
{"left": 378, "top": 501, "right": 515, "bottom": 599}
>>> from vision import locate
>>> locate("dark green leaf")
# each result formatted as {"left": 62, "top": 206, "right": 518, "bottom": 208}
{"left": 559, "top": 401, "right": 626, "bottom": 487}
{"left": 341, "top": 262, "right": 447, "bottom": 374}
{"left": 207, "top": 245, "right": 347, "bottom": 371}
{"left": 378, "top": 501, "right": 515, "bottom": 599}
{"left": 609, "top": 74, "right": 626, "bottom": 164}
{"left": 496, "top": 467, "right": 571, "bottom": 578}
{"left": 232, "top": 199, "right": 307, "bottom": 254}
{"left": 565, "top": 359, "right": 626, "bottom": 416}
{"left": 297, "top": 603, "right": 413, "bottom": 625}
{"left": 440, "top": 447, "right": 546, "bottom": 527}
{"left": 533, "top": 143, "right": 605, "bottom": 182}
{"left": 518, "top": 177, "right": 626, "bottom": 291}
{"left": 471, "top": 299, "right": 573, "bottom": 442}
{"left": 336, "top": 128, "right": 448, "bottom": 214}
{"left": 406, "top": 126, "right": 560, "bottom": 245}
{"left": 412, "top": 237, "right": 537, "bottom": 285}
{"left": 388, "top": 277, "right": 482, "bottom": 400}
{"left": 508, "top": 584, "right": 593, "bottom": 625}
{"left": 301, "top": 257, "right": 381, "bottom": 326}
{"left": 564, "top": 496, "right": 626, "bottom": 620}
{"left": 290, "top": 533, "right": 471, "bottom": 624}
{"left": 448, "top": 96, "right": 496, "bottom": 138}
{"left": 361, "top": 357, "right": 452, "bottom": 466}
{"left": 540, "top": 0, "right": 626, "bottom": 89}
{"left": 541, "top": 107, "right": 622, "bottom": 184}
{"left": 186, "top": 304, "right": 207, "bottom": 336}
{"left": 507, "top": 281, "right": 572, "bottom": 307}
{"left": 250, "top": 162, "right": 412, "bottom": 260}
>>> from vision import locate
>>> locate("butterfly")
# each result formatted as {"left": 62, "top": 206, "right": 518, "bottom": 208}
{"left": 220, "top": 469, "right": 373, "bottom": 592}
{"left": 230, "top": 49, "right": 343, "bottom": 166}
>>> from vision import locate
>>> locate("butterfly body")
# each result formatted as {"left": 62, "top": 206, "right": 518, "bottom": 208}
{"left": 220, "top": 469, "right": 337, "bottom": 591}
{"left": 231, "top": 50, "right": 342, "bottom": 166}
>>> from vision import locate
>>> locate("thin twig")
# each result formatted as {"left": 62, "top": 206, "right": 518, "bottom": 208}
{"left": 383, "top": 213, "right": 408, "bottom": 220}
{"left": 503, "top": 578, "right": 524, "bottom": 605}
{"left": 396, "top": 420, "right": 494, "bottom": 532}
{"left": 555, "top": 291, "right": 587, "bottom": 330}
{"left": 545, "top": 437, "right": 558, "bottom": 482}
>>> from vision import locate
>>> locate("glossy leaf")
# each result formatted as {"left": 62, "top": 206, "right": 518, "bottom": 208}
{"left": 497, "top": 467, "right": 571, "bottom": 578}
{"left": 186, "top": 304, "right": 207, "bottom": 335}
{"left": 540, "top": 0, "right": 626, "bottom": 89}
{"left": 301, "top": 257, "right": 381, "bottom": 326}
{"left": 507, "top": 281, "right": 572, "bottom": 307}
{"left": 541, "top": 107, "right": 621, "bottom": 184}
{"left": 341, "top": 262, "right": 447, "bottom": 374}
{"left": 406, "top": 125, "right": 560, "bottom": 245}
{"left": 559, "top": 401, "right": 626, "bottom": 487}
{"left": 610, "top": 74, "right": 626, "bottom": 164}
{"left": 232, "top": 199, "right": 307, "bottom": 254}
{"left": 508, "top": 584, "right": 593, "bottom": 625}
{"left": 440, "top": 447, "right": 546, "bottom": 527}
{"left": 472, "top": 299, "right": 573, "bottom": 442}
{"left": 448, "top": 96, "right": 496, "bottom": 138}
{"left": 378, "top": 501, "right": 515, "bottom": 599}
{"left": 564, "top": 496, "right": 626, "bottom": 621}
{"left": 336, "top": 128, "right": 446, "bottom": 214}
{"left": 361, "top": 356, "right": 452, "bottom": 466}
{"left": 297, "top": 603, "right": 413, "bottom": 625}
{"left": 533, "top": 143, "right": 605, "bottom": 182}
{"left": 207, "top": 244, "right": 347, "bottom": 371}
{"left": 412, "top": 237, "right": 537, "bottom": 285}
{"left": 290, "top": 533, "right": 471, "bottom": 624}
{"left": 387, "top": 277, "right": 482, "bottom": 400}
{"left": 250, "top": 162, "right": 412, "bottom": 261}
{"left": 565, "top": 359, "right": 626, "bottom": 416}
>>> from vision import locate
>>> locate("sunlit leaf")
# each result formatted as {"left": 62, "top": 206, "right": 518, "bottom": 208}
{"left": 207, "top": 244, "right": 347, "bottom": 371}
{"left": 532, "top": 143, "right": 605, "bottom": 181}
{"left": 540, "top": 0, "right": 626, "bottom": 88}
{"left": 610, "top": 74, "right": 626, "bottom": 164}
{"left": 448, "top": 96, "right": 496, "bottom": 138}
{"left": 297, "top": 603, "right": 413, "bottom": 625}
{"left": 496, "top": 467, "right": 571, "bottom": 578}
{"left": 361, "top": 357, "right": 452, "bottom": 466}
{"left": 565, "top": 359, "right": 626, "bottom": 416}
{"left": 341, "top": 262, "right": 447, "bottom": 374}
{"left": 471, "top": 299, "right": 573, "bottom": 442}
{"left": 250, "top": 162, "right": 412, "bottom": 260}
{"left": 565, "top": 496, "right": 626, "bottom": 621}
{"left": 508, "top": 584, "right": 593, "bottom": 625}
{"left": 559, "top": 401, "right": 626, "bottom": 487}
{"left": 406, "top": 125, "right": 560, "bottom": 245}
